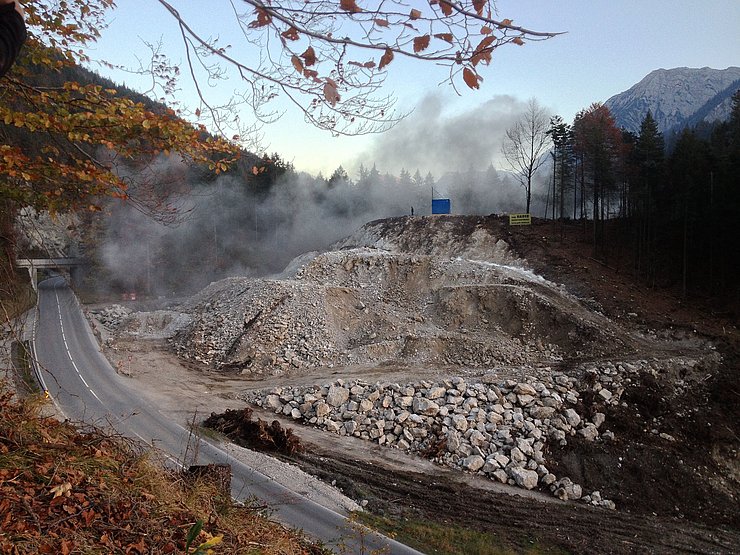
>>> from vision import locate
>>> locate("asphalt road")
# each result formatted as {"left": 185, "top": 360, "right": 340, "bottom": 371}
{"left": 33, "top": 277, "right": 423, "bottom": 554}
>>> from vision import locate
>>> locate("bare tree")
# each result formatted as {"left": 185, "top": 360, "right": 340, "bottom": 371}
{"left": 146, "top": 1, "right": 559, "bottom": 140}
{"left": 501, "top": 98, "right": 551, "bottom": 213}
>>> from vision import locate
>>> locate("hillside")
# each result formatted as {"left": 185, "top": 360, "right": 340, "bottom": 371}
{"left": 0, "top": 388, "right": 325, "bottom": 554}
{"left": 604, "top": 66, "right": 740, "bottom": 134}
{"left": 92, "top": 215, "right": 740, "bottom": 554}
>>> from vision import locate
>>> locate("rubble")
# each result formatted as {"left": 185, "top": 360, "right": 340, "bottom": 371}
{"left": 169, "top": 219, "right": 638, "bottom": 375}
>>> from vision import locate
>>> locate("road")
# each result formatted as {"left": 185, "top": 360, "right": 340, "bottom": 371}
{"left": 32, "top": 277, "right": 423, "bottom": 554}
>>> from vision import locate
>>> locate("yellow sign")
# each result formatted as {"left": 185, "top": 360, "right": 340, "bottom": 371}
{"left": 509, "top": 213, "right": 532, "bottom": 226}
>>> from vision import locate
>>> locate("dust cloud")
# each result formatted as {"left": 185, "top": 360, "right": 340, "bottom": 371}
{"left": 94, "top": 94, "right": 554, "bottom": 297}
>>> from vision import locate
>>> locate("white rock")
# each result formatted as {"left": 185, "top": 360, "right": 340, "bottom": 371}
{"left": 427, "top": 386, "right": 446, "bottom": 399}
{"left": 412, "top": 397, "right": 440, "bottom": 416}
{"left": 564, "top": 408, "right": 581, "bottom": 427}
{"left": 462, "top": 455, "right": 485, "bottom": 472}
{"left": 578, "top": 424, "right": 599, "bottom": 441}
{"left": 265, "top": 394, "right": 283, "bottom": 411}
{"left": 508, "top": 467, "right": 539, "bottom": 489}
{"left": 326, "top": 385, "right": 350, "bottom": 407}
{"left": 592, "top": 412, "right": 606, "bottom": 428}
{"left": 451, "top": 414, "right": 468, "bottom": 432}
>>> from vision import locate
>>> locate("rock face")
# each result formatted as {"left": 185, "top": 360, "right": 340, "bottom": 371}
{"left": 604, "top": 66, "right": 740, "bottom": 134}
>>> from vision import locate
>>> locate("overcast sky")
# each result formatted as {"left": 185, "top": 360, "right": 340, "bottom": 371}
{"left": 87, "top": 1, "right": 740, "bottom": 177}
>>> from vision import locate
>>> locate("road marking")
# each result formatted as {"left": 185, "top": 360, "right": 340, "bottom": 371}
{"left": 53, "top": 289, "right": 103, "bottom": 404}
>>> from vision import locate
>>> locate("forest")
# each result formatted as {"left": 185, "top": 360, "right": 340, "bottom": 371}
{"left": 546, "top": 96, "right": 740, "bottom": 304}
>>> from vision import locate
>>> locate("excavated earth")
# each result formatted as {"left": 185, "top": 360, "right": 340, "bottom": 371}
{"left": 93, "top": 215, "right": 740, "bottom": 554}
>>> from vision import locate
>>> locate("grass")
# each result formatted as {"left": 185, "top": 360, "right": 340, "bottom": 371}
{"left": 11, "top": 340, "right": 40, "bottom": 395}
{"left": 354, "top": 512, "right": 570, "bottom": 555}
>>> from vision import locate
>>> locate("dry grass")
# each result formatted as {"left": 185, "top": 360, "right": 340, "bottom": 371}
{"left": 354, "top": 512, "right": 570, "bottom": 555}
{"left": 0, "top": 385, "right": 328, "bottom": 554}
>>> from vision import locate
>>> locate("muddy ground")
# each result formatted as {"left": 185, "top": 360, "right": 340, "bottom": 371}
{"left": 102, "top": 216, "right": 739, "bottom": 554}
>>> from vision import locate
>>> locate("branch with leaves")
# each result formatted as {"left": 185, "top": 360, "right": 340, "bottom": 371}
{"left": 0, "top": 0, "right": 239, "bottom": 221}
{"left": 152, "top": 0, "right": 560, "bottom": 136}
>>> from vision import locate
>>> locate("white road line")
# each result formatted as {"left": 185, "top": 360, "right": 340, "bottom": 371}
{"left": 50, "top": 287, "right": 172, "bottom": 460}
{"left": 53, "top": 289, "right": 102, "bottom": 403}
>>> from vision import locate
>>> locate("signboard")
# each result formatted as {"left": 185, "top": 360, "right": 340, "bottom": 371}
{"left": 432, "top": 198, "right": 451, "bottom": 214}
{"left": 508, "top": 213, "right": 532, "bottom": 226}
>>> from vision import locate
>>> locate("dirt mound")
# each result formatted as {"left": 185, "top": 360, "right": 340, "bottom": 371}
{"left": 171, "top": 216, "right": 641, "bottom": 375}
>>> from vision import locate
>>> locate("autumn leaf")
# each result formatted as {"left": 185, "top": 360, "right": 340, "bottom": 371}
{"left": 463, "top": 67, "right": 481, "bottom": 90}
{"left": 498, "top": 18, "right": 513, "bottom": 28}
{"left": 473, "top": 0, "right": 486, "bottom": 16}
{"left": 481, "top": 25, "right": 492, "bottom": 35}
{"left": 378, "top": 48, "right": 394, "bottom": 70}
{"left": 300, "top": 46, "right": 317, "bottom": 66}
{"left": 471, "top": 35, "right": 495, "bottom": 66}
{"left": 439, "top": 1, "right": 453, "bottom": 16}
{"left": 513, "top": 36, "right": 525, "bottom": 45}
{"left": 281, "top": 26, "right": 300, "bottom": 41}
{"left": 303, "top": 68, "right": 320, "bottom": 80}
{"left": 374, "top": 18, "right": 389, "bottom": 27}
{"left": 291, "top": 55, "right": 304, "bottom": 74}
{"left": 340, "top": 0, "right": 362, "bottom": 13}
{"left": 434, "top": 33, "right": 454, "bottom": 43}
{"left": 249, "top": 8, "right": 272, "bottom": 28}
{"left": 323, "top": 79, "right": 340, "bottom": 106}
{"left": 409, "top": 8, "right": 422, "bottom": 20}
{"left": 50, "top": 482, "right": 72, "bottom": 498}
{"left": 413, "top": 35, "right": 431, "bottom": 53}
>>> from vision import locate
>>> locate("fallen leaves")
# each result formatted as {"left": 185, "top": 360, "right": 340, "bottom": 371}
{"left": 0, "top": 389, "right": 321, "bottom": 554}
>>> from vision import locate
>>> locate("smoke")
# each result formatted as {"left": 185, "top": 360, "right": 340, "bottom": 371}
{"left": 92, "top": 93, "right": 556, "bottom": 297}
{"left": 351, "top": 93, "right": 531, "bottom": 177}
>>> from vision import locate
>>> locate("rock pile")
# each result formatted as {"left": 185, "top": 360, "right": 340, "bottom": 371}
{"left": 170, "top": 233, "right": 634, "bottom": 375}
{"left": 92, "top": 305, "right": 131, "bottom": 330}
{"left": 241, "top": 365, "right": 645, "bottom": 508}
{"left": 91, "top": 306, "right": 191, "bottom": 341}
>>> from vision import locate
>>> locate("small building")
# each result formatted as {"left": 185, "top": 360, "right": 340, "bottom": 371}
{"left": 431, "top": 198, "right": 451, "bottom": 214}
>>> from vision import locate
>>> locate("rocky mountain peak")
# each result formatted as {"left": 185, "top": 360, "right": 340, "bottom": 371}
{"left": 604, "top": 66, "right": 740, "bottom": 134}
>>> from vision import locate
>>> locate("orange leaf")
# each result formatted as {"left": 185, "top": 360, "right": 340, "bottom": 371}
{"left": 340, "top": 0, "right": 362, "bottom": 13}
{"left": 413, "top": 35, "right": 430, "bottom": 53}
{"left": 434, "top": 33, "right": 454, "bottom": 43}
{"left": 301, "top": 46, "right": 317, "bottom": 66}
{"left": 471, "top": 35, "right": 495, "bottom": 66}
{"left": 473, "top": 0, "right": 486, "bottom": 16}
{"left": 409, "top": 8, "right": 422, "bottom": 20}
{"left": 498, "top": 18, "right": 513, "bottom": 28}
{"left": 281, "top": 26, "right": 300, "bottom": 41}
{"left": 303, "top": 68, "right": 320, "bottom": 80}
{"left": 439, "top": 1, "right": 453, "bottom": 16}
{"left": 249, "top": 8, "right": 271, "bottom": 28}
{"left": 374, "top": 18, "right": 389, "bottom": 27}
{"left": 512, "top": 36, "right": 524, "bottom": 45}
{"left": 481, "top": 26, "right": 492, "bottom": 35}
{"left": 463, "top": 67, "right": 481, "bottom": 90}
{"left": 379, "top": 48, "right": 394, "bottom": 70}
{"left": 291, "top": 55, "right": 304, "bottom": 74}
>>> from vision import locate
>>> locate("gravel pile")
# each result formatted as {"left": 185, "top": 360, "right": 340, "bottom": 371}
{"left": 92, "top": 305, "right": 132, "bottom": 330}
{"left": 170, "top": 218, "right": 634, "bottom": 375}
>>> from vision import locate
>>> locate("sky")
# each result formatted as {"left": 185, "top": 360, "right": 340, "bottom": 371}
{"left": 85, "top": 1, "right": 740, "bottom": 178}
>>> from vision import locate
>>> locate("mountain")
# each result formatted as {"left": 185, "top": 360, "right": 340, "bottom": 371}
{"left": 604, "top": 66, "right": 740, "bottom": 135}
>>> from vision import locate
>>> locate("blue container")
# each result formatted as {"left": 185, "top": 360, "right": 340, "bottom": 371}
{"left": 431, "top": 198, "right": 451, "bottom": 214}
